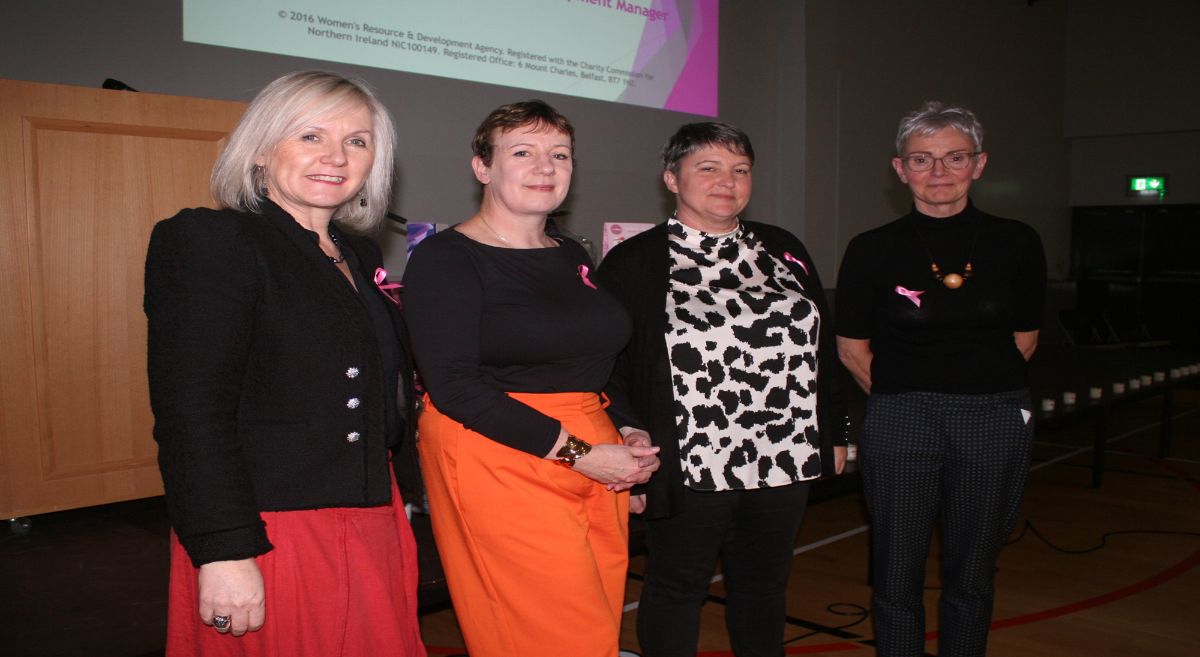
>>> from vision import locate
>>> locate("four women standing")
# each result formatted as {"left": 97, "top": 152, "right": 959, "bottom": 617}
{"left": 149, "top": 76, "right": 1043, "bottom": 656}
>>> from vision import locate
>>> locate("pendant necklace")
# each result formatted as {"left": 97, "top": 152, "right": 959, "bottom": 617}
{"left": 912, "top": 218, "right": 980, "bottom": 290}
{"left": 325, "top": 230, "right": 347, "bottom": 264}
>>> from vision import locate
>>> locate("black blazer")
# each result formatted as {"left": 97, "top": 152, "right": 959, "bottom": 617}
{"left": 596, "top": 221, "right": 848, "bottom": 520}
{"left": 144, "top": 201, "right": 418, "bottom": 566}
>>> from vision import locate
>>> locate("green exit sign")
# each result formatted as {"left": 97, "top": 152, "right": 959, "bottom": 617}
{"left": 1127, "top": 175, "right": 1168, "bottom": 198}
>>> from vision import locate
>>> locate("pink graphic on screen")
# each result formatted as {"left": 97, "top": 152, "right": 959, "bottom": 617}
{"left": 624, "top": 0, "right": 718, "bottom": 116}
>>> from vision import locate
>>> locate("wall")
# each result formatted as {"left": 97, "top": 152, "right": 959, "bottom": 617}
{"left": 802, "top": 0, "right": 1071, "bottom": 280}
{"left": 0, "top": 0, "right": 787, "bottom": 272}
{"left": 1064, "top": 0, "right": 1200, "bottom": 207}
{"left": 1069, "top": 132, "right": 1200, "bottom": 207}
{"left": 2, "top": 1, "right": 1195, "bottom": 282}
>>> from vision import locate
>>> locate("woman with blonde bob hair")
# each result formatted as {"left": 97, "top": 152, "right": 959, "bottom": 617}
{"left": 210, "top": 70, "right": 397, "bottom": 230}
{"left": 145, "top": 70, "right": 425, "bottom": 656}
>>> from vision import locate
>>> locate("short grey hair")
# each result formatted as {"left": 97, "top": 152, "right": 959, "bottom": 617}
{"left": 894, "top": 101, "right": 984, "bottom": 156}
{"left": 210, "top": 70, "right": 396, "bottom": 232}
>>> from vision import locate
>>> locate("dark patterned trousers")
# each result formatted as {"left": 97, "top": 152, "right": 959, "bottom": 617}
{"left": 859, "top": 390, "right": 1033, "bottom": 657}
{"left": 637, "top": 482, "right": 811, "bottom": 657}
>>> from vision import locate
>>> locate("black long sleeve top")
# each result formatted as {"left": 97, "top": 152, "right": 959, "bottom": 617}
{"left": 144, "top": 201, "right": 417, "bottom": 567}
{"left": 402, "top": 229, "right": 631, "bottom": 457}
{"left": 835, "top": 201, "right": 1047, "bottom": 394}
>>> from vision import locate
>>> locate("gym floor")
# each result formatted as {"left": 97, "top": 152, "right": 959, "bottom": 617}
{"left": 4, "top": 392, "right": 1197, "bottom": 657}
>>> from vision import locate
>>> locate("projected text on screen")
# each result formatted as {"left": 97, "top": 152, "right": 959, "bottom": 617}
{"left": 183, "top": 0, "right": 718, "bottom": 116}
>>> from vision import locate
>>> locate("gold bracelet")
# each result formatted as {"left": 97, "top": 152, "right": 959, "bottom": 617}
{"left": 555, "top": 434, "right": 592, "bottom": 467}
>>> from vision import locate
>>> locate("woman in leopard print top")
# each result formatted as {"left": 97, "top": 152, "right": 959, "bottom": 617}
{"left": 598, "top": 122, "right": 849, "bottom": 657}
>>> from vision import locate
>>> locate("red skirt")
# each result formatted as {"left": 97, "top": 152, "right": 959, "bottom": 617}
{"left": 165, "top": 478, "right": 425, "bottom": 657}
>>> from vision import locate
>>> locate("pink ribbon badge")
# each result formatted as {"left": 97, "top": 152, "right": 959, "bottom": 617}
{"left": 895, "top": 285, "right": 924, "bottom": 308}
{"left": 783, "top": 252, "right": 810, "bottom": 275}
{"left": 374, "top": 267, "right": 402, "bottom": 307}
{"left": 577, "top": 264, "right": 598, "bottom": 290}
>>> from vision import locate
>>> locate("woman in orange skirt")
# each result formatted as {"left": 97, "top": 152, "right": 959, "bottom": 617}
{"left": 403, "top": 100, "right": 660, "bottom": 657}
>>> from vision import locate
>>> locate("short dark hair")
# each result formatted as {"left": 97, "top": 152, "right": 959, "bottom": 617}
{"left": 661, "top": 122, "right": 754, "bottom": 174}
{"left": 471, "top": 99, "right": 575, "bottom": 166}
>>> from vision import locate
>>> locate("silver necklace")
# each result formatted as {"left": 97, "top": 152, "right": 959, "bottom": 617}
{"left": 478, "top": 214, "right": 510, "bottom": 244}
{"left": 326, "top": 230, "right": 347, "bottom": 264}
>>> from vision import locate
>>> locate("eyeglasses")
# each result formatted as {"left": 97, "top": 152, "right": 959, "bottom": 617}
{"left": 899, "top": 151, "right": 979, "bottom": 172}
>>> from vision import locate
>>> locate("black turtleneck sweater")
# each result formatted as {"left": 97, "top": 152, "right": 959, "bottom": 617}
{"left": 835, "top": 201, "right": 1046, "bottom": 394}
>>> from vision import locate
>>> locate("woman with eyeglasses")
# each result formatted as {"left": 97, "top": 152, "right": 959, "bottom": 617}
{"left": 835, "top": 101, "right": 1046, "bottom": 657}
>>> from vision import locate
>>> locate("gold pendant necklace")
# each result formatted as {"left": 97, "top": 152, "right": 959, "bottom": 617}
{"left": 930, "top": 261, "right": 972, "bottom": 289}
{"left": 913, "top": 218, "right": 981, "bottom": 290}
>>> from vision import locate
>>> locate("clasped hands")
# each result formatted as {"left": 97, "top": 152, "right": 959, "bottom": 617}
{"left": 569, "top": 428, "right": 660, "bottom": 492}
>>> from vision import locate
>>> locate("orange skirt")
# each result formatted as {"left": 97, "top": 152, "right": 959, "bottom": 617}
{"left": 165, "top": 476, "right": 425, "bottom": 657}
{"left": 419, "top": 391, "right": 629, "bottom": 657}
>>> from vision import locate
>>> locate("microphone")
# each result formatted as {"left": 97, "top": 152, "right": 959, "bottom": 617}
{"left": 102, "top": 78, "right": 139, "bottom": 92}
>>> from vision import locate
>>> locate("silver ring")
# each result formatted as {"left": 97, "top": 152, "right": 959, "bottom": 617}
{"left": 213, "top": 615, "right": 232, "bottom": 630}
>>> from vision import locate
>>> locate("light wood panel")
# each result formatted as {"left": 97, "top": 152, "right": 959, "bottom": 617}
{"left": 0, "top": 79, "right": 245, "bottom": 518}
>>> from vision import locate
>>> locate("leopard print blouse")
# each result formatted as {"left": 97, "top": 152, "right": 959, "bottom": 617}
{"left": 665, "top": 218, "right": 822, "bottom": 491}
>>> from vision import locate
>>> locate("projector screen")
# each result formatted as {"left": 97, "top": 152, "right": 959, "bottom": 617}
{"left": 183, "top": 0, "right": 719, "bottom": 116}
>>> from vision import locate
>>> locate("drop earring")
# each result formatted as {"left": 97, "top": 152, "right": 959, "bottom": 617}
{"left": 359, "top": 191, "right": 367, "bottom": 207}
{"left": 253, "top": 165, "right": 269, "bottom": 197}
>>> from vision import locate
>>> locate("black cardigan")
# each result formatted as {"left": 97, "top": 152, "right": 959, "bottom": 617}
{"left": 144, "top": 201, "right": 418, "bottom": 566}
{"left": 596, "top": 221, "right": 848, "bottom": 520}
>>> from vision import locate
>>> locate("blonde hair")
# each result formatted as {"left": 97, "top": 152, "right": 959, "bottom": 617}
{"left": 210, "top": 71, "right": 396, "bottom": 232}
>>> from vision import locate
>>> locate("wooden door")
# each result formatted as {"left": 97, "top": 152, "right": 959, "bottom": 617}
{"left": 0, "top": 79, "right": 245, "bottom": 518}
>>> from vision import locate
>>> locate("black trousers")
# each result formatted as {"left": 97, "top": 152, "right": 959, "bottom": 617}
{"left": 859, "top": 390, "right": 1033, "bottom": 657}
{"left": 637, "top": 482, "right": 810, "bottom": 657}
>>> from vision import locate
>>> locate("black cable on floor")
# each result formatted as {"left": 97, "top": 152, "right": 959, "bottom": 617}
{"left": 1007, "top": 519, "right": 1200, "bottom": 554}
{"left": 694, "top": 589, "right": 871, "bottom": 643}
{"left": 917, "top": 521, "right": 1200, "bottom": 591}
{"left": 781, "top": 602, "right": 870, "bottom": 644}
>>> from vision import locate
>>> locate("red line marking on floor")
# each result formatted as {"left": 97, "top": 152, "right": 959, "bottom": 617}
{"left": 1151, "top": 457, "right": 1200, "bottom": 493}
{"left": 431, "top": 456, "right": 1200, "bottom": 657}
{"left": 708, "top": 455, "right": 1200, "bottom": 656}
{"left": 988, "top": 547, "right": 1200, "bottom": 631}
